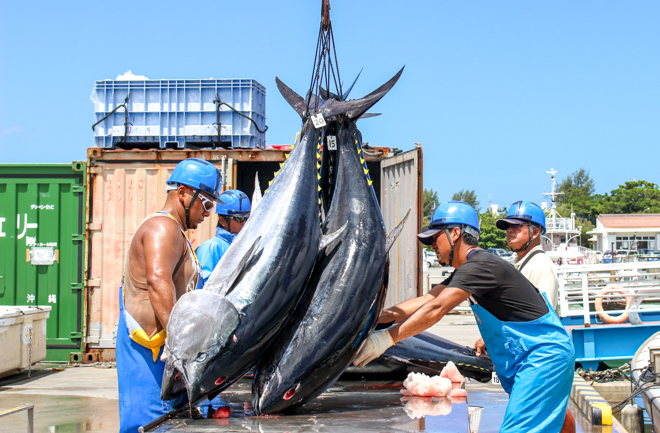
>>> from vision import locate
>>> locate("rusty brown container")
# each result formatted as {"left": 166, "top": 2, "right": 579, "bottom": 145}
{"left": 83, "top": 147, "right": 422, "bottom": 357}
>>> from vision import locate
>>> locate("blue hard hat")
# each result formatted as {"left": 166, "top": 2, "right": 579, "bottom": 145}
{"left": 496, "top": 201, "right": 546, "bottom": 234}
{"left": 417, "top": 201, "right": 480, "bottom": 245}
{"left": 216, "top": 190, "right": 251, "bottom": 216}
{"left": 167, "top": 158, "right": 222, "bottom": 200}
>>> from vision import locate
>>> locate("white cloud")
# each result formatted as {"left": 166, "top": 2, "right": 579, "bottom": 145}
{"left": 0, "top": 124, "right": 25, "bottom": 138}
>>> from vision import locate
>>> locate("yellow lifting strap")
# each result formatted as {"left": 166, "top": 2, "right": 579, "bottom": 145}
{"left": 130, "top": 328, "right": 167, "bottom": 363}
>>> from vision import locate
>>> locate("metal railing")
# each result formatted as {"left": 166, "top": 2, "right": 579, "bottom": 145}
{"left": 557, "top": 262, "right": 660, "bottom": 325}
{"left": 0, "top": 404, "right": 34, "bottom": 433}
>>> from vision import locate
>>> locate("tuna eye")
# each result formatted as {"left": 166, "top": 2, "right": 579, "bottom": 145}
{"left": 267, "top": 365, "right": 276, "bottom": 375}
{"left": 196, "top": 352, "right": 207, "bottom": 362}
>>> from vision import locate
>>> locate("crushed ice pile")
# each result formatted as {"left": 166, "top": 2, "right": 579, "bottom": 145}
{"left": 401, "top": 361, "right": 466, "bottom": 398}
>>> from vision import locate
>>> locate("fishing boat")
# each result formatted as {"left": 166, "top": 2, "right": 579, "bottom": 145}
{"left": 631, "top": 330, "right": 660, "bottom": 431}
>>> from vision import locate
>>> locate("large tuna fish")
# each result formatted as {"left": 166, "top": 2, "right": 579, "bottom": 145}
{"left": 343, "top": 331, "right": 494, "bottom": 383}
{"left": 161, "top": 88, "right": 396, "bottom": 404}
{"left": 252, "top": 69, "right": 408, "bottom": 415}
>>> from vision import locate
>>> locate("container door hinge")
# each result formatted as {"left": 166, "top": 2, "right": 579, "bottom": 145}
{"left": 72, "top": 185, "right": 85, "bottom": 193}
{"left": 87, "top": 223, "right": 102, "bottom": 231}
{"left": 70, "top": 332, "right": 83, "bottom": 339}
{"left": 86, "top": 278, "right": 101, "bottom": 287}
{"left": 72, "top": 234, "right": 85, "bottom": 241}
{"left": 71, "top": 283, "right": 84, "bottom": 291}
{"left": 89, "top": 167, "right": 103, "bottom": 174}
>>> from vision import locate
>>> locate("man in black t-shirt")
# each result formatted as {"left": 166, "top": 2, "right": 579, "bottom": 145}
{"left": 354, "top": 201, "right": 575, "bottom": 432}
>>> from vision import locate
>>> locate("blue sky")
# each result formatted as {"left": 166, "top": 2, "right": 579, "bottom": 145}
{"left": 1, "top": 1, "right": 658, "bottom": 210}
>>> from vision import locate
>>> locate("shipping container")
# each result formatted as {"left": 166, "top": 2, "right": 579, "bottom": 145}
{"left": 0, "top": 163, "right": 87, "bottom": 362}
{"left": 92, "top": 79, "right": 267, "bottom": 149}
{"left": 84, "top": 147, "right": 422, "bottom": 359}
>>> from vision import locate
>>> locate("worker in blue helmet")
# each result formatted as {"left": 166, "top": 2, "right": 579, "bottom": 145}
{"left": 496, "top": 201, "right": 559, "bottom": 311}
{"left": 116, "top": 158, "right": 221, "bottom": 433}
{"left": 196, "top": 189, "right": 251, "bottom": 284}
{"left": 354, "top": 201, "right": 575, "bottom": 432}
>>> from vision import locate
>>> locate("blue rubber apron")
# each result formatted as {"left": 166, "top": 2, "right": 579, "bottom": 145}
{"left": 116, "top": 212, "right": 199, "bottom": 432}
{"left": 471, "top": 296, "right": 575, "bottom": 432}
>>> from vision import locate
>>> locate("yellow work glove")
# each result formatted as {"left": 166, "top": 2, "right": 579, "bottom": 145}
{"left": 353, "top": 329, "right": 395, "bottom": 368}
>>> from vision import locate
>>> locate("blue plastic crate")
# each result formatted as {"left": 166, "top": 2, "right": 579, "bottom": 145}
{"left": 92, "top": 79, "right": 266, "bottom": 149}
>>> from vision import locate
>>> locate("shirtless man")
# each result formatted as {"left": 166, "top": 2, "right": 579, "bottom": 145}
{"left": 116, "top": 158, "right": 221, "bottom": 433}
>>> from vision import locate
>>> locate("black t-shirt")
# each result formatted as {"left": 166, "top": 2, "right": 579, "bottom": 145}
{"left": 441, "top": 250, "right": 549, "bottom": 322}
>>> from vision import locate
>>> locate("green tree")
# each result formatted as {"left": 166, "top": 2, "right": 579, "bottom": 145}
{"left": 452, "top": 189, "right": 480, "bottom": 211}
{"left": 478, "top": 209, "right": 508, "bottom": 250}
{"left": 556, "top": 168, "right": 596, "bottom": 216}
{"left": 596, "top": 180, "right": 660, "bottom": 214}
{"left": 423, "top": 188, "right": 439, "bottom": 227}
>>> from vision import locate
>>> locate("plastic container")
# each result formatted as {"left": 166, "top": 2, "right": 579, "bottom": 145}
{"left": 92, "top": 79, "right": 266, "bottom": 149}
{"left": 0, "top": 306, "right": 51, "bottom": 378}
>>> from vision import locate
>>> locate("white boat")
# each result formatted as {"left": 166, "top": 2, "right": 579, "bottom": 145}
{"left": 631, "top": 330, "right": 660, "bottom": 431}
{"left": 542, "top": 169, "right": 598, "bottom": 265}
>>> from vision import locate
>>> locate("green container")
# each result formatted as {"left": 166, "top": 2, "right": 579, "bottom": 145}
{"left": 0, "top": 162, "right": 86, "bottom": 361}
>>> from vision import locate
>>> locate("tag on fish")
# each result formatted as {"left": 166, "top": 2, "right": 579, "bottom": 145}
{"left": 491, "top": 372, "right": 500, "bottom": 385}
{"left": 327, "top": 135, "right": 337, "bottom": 150}
{"left": 311, "top": 113, "right": 327, "bottom": 129}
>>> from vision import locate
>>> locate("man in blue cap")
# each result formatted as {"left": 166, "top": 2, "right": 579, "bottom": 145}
{"left": 354, "top": 201, "right": 575, "bottom": 432}
{"left": 116, "top": 158, "right": 221, "bottom": 433}
{"left": 196, "top": 189, "right": 251, "bottom": 284}
{"left": 496, "top": 201, "right": 559, "bottom": 311}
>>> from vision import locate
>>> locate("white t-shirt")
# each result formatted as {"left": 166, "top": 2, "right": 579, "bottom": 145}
{"left": 511, "top": 245, "right": 559, "bottom": 311}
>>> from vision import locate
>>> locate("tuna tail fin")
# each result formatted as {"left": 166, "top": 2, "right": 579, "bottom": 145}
{"left": 346, "top": 66, "right": 404, "bottom": 121}
{"left": 277, "top": 68, "right": 402, "bottom": 121}
{"left": 252, "top": 172, "right": 263, "bottom": 211}
{"left": 276, "top": 77, "right": 308, "bottom": 118}
{"left": 319, "top": 68, "right": 362, "bottom": 102}
{"left": 342, "top": 68, "right": 363, "bottom": 100}
{"left": 385, "top": 208, "right": 411, "bottom": 252}
{"left": 319, "top": 221, "right": 348, "bottom": 251}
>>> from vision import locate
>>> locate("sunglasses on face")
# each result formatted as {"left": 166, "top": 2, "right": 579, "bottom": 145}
{"left": 506, "top": 223, "right": 527, "bottom": 231}
{"left": 184, "top": 187, "right": 215, "bottom": 211}
{"left": 231, "top": 214, "right": 249, "bottom": 223}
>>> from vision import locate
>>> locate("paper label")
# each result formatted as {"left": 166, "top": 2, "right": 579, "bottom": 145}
{"left": 327, "top": 135, "right": 337, "bottom": 150}
{"left": 491, "top": 372, "right": 500, "bottom": 385}
{"left": 311, "top": 113, "right": 326, "bottom": 129}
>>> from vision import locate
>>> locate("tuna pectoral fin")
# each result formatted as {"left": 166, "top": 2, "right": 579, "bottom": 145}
{"left": 221, "top": 236, "right": 263, "bottom": 296}
{"left": 359, "top": 113, "right": 381, "bottom": 119}
{"left": 385, "top": 209, "right": 411, "bottom": 252}
{"left": 319, "top": 221, "right": 349, "bottom": 252}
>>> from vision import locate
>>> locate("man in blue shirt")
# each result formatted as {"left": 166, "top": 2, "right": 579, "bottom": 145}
{"left": 196, "top": 189, "right": 251, "bottom": 284}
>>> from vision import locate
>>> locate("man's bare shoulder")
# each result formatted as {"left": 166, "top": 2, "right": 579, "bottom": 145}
{"left": 135, "top": 215, "right": 185, "bottom": 248}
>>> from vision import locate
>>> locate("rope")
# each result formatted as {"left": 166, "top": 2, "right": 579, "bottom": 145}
{"left": 304, "top": 2, "right": 344, "bottom": 121}
{"left": 599, "top": 362, "right": 660, "bottom": 413}
{"left": 91, "top": 94, "right": 132, "bottom": 145}
{"left": 213, "top": 95, "right": 268, "bottom": 149}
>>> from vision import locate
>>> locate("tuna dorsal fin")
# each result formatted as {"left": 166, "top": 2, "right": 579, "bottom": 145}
{"left": 347, "top": 66, "right": 404, "bottom": 120}
{"left": 221, "top": 236, "right": 263, "bottom": 296}
{"left": 385, "top": 208, "right": 411, "bottom": 252}
{"left": 276, "top": 77, "right": 307, "bottom": 118}
{"left": 319, "top": 221, "right": 348, "bottom": 251}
